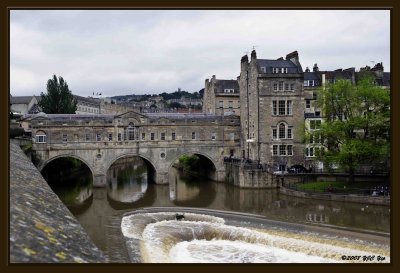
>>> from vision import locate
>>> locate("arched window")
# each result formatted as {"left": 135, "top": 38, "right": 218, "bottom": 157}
{"left": 35, "top": 130, "right": 47, "bottom": 143}
{"left": 279, "top": 123, "right": 286, "bottom": 139}
{"left": 128, "top": 122, "right": 135, "bottom": 140}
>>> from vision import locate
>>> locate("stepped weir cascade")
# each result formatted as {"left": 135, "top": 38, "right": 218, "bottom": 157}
{"left": 121, "top": 208, "right": 390, "bottom": 263}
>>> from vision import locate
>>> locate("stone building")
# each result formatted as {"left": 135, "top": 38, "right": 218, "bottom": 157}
{"left": 74, "top": 95, "right": 101, "bottom": 114}
{"left": 203, "top": 75, "right": 240, "bottom": 116}
{"left": 10, "top": 95, "right": 41, "bottom": 115}
{"left": 238, "top": 50, "right": 305, "bottom": 171}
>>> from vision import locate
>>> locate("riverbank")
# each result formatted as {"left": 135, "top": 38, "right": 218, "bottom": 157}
{"left": 9, "top": 141, "right": 106, "bottom": 263}
{"left": 280, "top": 184, "right": 390, "bottom": 206}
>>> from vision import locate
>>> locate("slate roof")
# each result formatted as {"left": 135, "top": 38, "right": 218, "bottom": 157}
{"left": 382, "top": 72, "right": 391, "bottom": 87}
{"left": 10, "top": 96, "right": 35, "bottom": 104}
{"left": 214, "top": 80, "right": 239, "bottom": 93}
{"left": 257, "top": 59, "right": 302, "bottom": 73}
{"left": 73, "top": 95, "right": 101, "bottom": 105}
{"left": 304, "top": 72, "right": 320, "bottom": 81}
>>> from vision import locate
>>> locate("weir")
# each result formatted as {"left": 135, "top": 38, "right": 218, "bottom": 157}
{"left": 120, "top": 207, "right": 390, "bottom": 263}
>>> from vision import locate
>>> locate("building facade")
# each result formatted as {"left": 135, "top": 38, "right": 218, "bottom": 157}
{"left": 203, "top": 75, "right": 240, "bottom": 116}
{"left": 239, "top": 50, "right": 305, "bottom": 171}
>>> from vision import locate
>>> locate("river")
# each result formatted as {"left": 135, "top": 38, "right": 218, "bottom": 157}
{"left": 43, "top": 157, "right": 390, "bottom": 261}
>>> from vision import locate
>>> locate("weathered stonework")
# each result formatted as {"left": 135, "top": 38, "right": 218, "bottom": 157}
{"left": 31, "top": 111, "right": 240, "bottom": 186}
{"left": 10, "top": 141, "right": 106, "bottom": 263}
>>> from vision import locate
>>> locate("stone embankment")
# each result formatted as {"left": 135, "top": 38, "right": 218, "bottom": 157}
{"left": 9, "top": 141, "right": 106, "bottom": 263}
{"left": 280, "top": 185, "right": 390, "bottom": 206}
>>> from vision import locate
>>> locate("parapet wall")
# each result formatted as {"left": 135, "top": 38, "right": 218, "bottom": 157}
{"left": 280, "top": 186, "right": 390, "bottom": 206}
{"left": 224, "top": 163, "right": 276, "bottom": 188}
{"left": 9, "top": 141, "right": 106, "bottom": 263}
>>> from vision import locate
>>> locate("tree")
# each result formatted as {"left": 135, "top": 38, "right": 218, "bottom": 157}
{"left": 38, "top": 75, "right": 77, "bottom": 114}
{"left": 308, "top": 76, "right": 390, "bottom": 182}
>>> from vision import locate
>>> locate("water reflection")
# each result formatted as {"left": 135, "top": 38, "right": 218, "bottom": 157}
{"left": 41, "top": 158, "right": 93, "bottom": 214}
{"left": 107, "top": 157, "right": 148, "bottom": 204}
{"left": 45, "top": 157, "right": 390, "bottom": 253}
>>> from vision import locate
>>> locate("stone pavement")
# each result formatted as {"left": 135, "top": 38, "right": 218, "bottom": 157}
{"left": 9, "top": 141, "right": 107, "bottom": 263}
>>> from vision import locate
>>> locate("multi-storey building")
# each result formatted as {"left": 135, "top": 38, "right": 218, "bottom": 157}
{"left": 205, "top": 50, "right": 390, "bottom": 172}
{"left": 203, "top": 75, "right": 240, "bottom": 116}
{"left": 239, "top": 50, "right": 305, "bottom": 171}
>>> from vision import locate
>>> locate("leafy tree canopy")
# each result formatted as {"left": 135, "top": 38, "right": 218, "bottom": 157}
{"left": 308, "top": 75, "right": 390, "bottom": 180}
{"left": 38, "top": 75, "right": 77, "bottom": 114}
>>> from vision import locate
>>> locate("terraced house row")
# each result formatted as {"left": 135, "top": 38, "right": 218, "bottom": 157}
{"left": 203, "top": 50, "right": 390, "bottom": 171}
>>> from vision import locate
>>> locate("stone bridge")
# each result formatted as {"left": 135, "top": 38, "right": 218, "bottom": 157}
{"left": 29, "top": 111, "right": 240, "bottom": 187}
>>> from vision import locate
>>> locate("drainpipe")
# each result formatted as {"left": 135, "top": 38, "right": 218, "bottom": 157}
{"left": 246, "top": 70, "right": 250, "bottom": 159}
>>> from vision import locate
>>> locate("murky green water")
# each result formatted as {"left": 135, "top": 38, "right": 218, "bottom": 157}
{"left": 43, "top": 157, "right": 390, "bottom": 252}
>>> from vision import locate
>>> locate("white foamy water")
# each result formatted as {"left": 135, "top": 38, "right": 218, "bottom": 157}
{"left": 121, "top": 212, "right": 390, "bottom": 263}
{"left": 169, "top": 240, "right": 335, "bottom": 263}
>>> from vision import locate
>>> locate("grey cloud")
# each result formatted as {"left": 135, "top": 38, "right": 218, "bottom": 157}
{"left": 10, "top": 10, "right": 390, "bottom": 97}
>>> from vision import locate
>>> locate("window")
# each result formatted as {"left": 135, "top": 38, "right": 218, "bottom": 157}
{"left": 86, "top": 134, "right": 91, "bottom": 142}
{"left": 161, "top": 132, "right": 165, "bottom": 140}
{"left": 278, "top": 81, "right": 284, "bottom": 91}
{"left": 290, "top": 83, "right": 294, "bottom": 91}
{"left": 304, "top": 80, "right": 309, "bottom": 87}
{"left": 279, "top": 145, "right": 286, "bottom": 156}
{"left": 212, "top": 133, "right": 216, "bottom": 140}
{"left": 151, "top": 133, "right": 155, "bottom": 140}
{"left": 261, "top": 67, "right": 266, "bottom": 73}
{"left": 118, "top": 133, "right": 122, "bottom": 141}
{"left": 315, "top": 111, "right": 321, "bottom": 117}
{"left": 230, "top": 133, "right": 235, "bottom": 141}
{"left": 96, "top": 134, "right": 101, "bottom": 141}
{"left": 279, "top": 101, "right": 286, "bottom": 115}
{"left": 62, "top": 134, "right": 68, "bottom": 142}
{"left": 313, "top": 92, "right": 317, "bottom": 100}
{"left": 172, "top": 132, "right": 176, "bottom": 140}
{"left": 228, "top": 101, "right": 233, "bottom": 109}
{"left": 142, "top": 133, "right": 146, "bottom": 140}
{"left": 308, "top": 80, "right": 314, "bottom": 87}
{"left": 310, "top": 120, "right": 322, "bottom": 130}
{"left": 287, "top": 128, "right": 292, "bottom": 139}
{"left": 272, "top": 128, "right": 277, "bottom": 139}
{"left": 128, "top": 123, "right": 135, "bottom": 140}
{"left": 108, "top": 133, "right": 113, "bottom": 141}
{"left": 306, "top": 100, "right": 311, "bottom": 109}
{"left": 273, "top": 83, "right": 278, "bottom": 91}
{"left": 287, "top": 145, "right": 293, "bottom": 156}
{"left": 283, "top": 68, "right": 288, "bottom": 73}
{"left": 272, "top": 101, "right": 277, "bottom": 115}
{"left": 273, "top": 68, "right": 278, "bottom": 73}
{"left": 273, "top": 145, "right": 278, "bottom": 155}
{"left": 285, "top": 83, "right": 289, "bottom": 91}
{"left": 279, "top": 123, "right": 286, "bottom": 139}
{"left": 310, "top": 147, "right": 314, "bottom": 157}
{"left": 192, "top": 132, "right": 196, "bottom": 140}
{"left": 219, "top": 101, "right": 223, "bottom": 108}
{"left": 35, "top": 134, "right": 46, "bottom": 143}
{"left": 287, "top": 100, "right": 292, "bottom": 115}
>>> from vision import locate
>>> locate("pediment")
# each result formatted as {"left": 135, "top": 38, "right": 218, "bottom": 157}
{"left": 115, "top": 111, "right": 147, "bottom": 124}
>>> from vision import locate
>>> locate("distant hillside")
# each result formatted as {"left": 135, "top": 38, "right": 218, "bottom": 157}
{"left": 110, "top": 89, "right": 204, "bottom": 102}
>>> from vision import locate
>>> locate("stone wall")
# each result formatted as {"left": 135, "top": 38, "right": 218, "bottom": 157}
{"left": 9, "top": 141, "right": 106, "bottom": 263}
{"left": 280, "top": 186, "right": 390, "bottom": 206}
{"left": 224, "top": 163, "right": 276, "bottom": 188}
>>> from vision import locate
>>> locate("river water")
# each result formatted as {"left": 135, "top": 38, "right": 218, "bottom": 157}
{"left": 44, "top": 157, "right": 390, "bottom": 262}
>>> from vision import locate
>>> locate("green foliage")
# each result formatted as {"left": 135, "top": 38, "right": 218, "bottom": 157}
{"left": 168, "top": 102, "right": 186, "bottom": 109}
{"left": 178, "top": 155, "right": 200, "bottom": 172}
{"left": 9, "top": 126, "right": 25, "bottom": 138}
{"left": 38, "top": 75, "right": 77, "bottom": 114}
{"left": 309, "top": 76, "right": 390, "bottom": 178}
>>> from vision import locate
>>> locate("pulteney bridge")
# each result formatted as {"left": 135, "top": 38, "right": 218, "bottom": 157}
{"left": 29, "top": 111, "right": 240, "bottom": 187}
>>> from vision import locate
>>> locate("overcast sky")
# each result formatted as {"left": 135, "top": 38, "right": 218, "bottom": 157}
{"left": 10, "top": 10, "right": 390, "bottom": 97}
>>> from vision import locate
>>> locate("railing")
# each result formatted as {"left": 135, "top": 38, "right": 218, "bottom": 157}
{"left": 223, "top": 157, "right": 272, "bottom": 172}
{"left": 282, "top": 180, "right": 390, "bottom": 197}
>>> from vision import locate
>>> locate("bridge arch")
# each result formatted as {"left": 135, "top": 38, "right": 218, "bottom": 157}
{"left": 105, "top": 153, "right": 157, "bottom": 183}
{"left": 168, "top": 150, "right": 218, "bottom": 181}
{"left": 39, "top": 154, "right": 95, "bottom": 177}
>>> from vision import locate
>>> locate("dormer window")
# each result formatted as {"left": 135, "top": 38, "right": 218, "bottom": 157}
{"left": 272, "top": 67, "right": 288, "bottom": 74}
{"left": 261, "top": 67, "right": 266, "bottom": 73}
{"left": 224, "top": 89, "right": 234, "bottom": 93}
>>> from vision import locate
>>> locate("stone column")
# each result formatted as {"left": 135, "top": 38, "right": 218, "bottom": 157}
{"left": 153, "top": 172, "right": 169, "bottom": 184}
{"left": 93, "top": 173, "right": 107, "bottom": 187}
